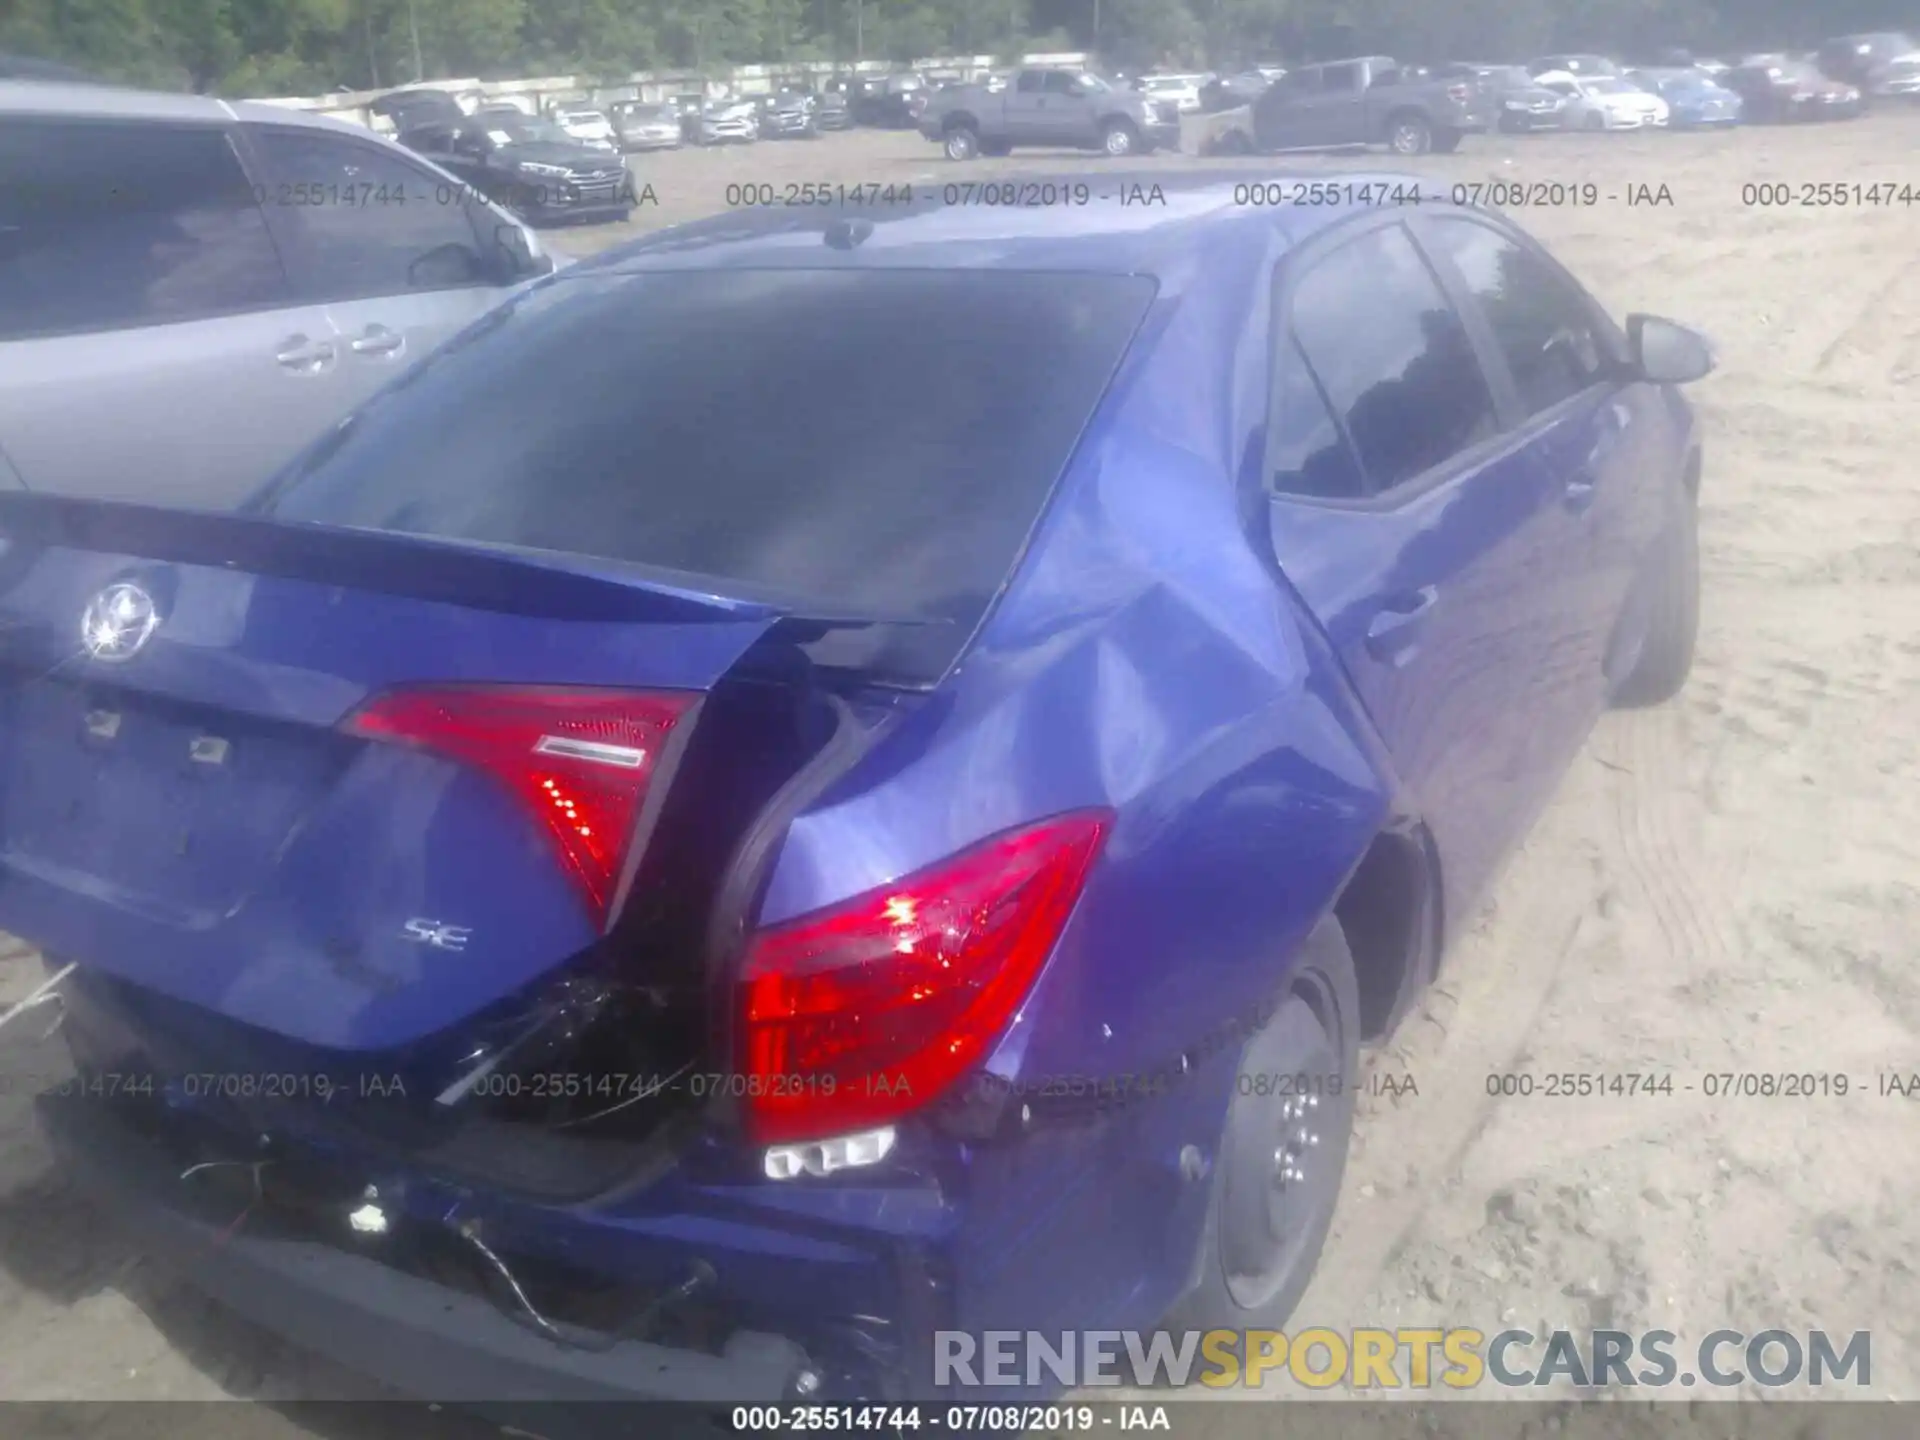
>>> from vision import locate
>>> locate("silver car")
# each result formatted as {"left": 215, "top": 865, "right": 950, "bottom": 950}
{"left": 611, "top": 100, "right": 683, "bottom": 150}
{"left": 0, "top": 80, "right": 553, "bottom": 509}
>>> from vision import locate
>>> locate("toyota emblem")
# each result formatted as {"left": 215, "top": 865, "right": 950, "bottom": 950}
{"left": 80, "top": 582, "right": 161, "bottom": 663}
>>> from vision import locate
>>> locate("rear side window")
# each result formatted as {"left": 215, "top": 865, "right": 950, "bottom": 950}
{"left": 1426, "top": 216, "right": 1608, "bottom": 416}
{"left": 0, "top": 119, "right": 289, "bottom": 340}
{"left": 247, "top": 128, "right": 489, "bottom": 300}
{"left": 1269, "top": 336, "right": 1366, "bottom": 501}
{"left": 261, "top": 269, "right": 1154, "bottom": 669}
{"left": 1288, "top": 224, "right": 1497, "bottom": 496}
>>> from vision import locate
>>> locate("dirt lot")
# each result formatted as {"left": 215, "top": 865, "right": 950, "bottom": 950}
{"left": 0, "top": 113, "right": 1916, "bottom": 1428}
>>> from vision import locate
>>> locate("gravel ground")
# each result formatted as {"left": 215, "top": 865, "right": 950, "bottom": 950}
{"left": 0, "top": 113, "right": 1916, "bottom": 1430}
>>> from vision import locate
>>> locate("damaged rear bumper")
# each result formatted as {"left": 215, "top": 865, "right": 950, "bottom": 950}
{"left": 38, "top": 1089, "right": 818, "bottom": 1405}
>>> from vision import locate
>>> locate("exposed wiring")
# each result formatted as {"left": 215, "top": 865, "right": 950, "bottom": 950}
{"left": 453, "top": 1219, "right": 714, "bottom": 1354}
{"left": 0, "top": 962, "right": 74, "bottom": 1035}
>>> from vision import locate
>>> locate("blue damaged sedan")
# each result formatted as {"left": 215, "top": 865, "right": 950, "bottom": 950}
{"left": 1, "top": 174, "right": 1711, "bottom": 1408}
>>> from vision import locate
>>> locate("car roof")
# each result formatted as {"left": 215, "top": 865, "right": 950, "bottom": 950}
{"left": 575, "top": 170, "right": 1440, "bottom": 282}
{"left": 0, "top": 76, "right": 396, "bottom": 141}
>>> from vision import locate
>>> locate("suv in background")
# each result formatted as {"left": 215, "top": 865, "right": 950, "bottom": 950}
{"left": 0, "top": 80, "right": 550, "bottom": 509}
{"left": 1816, "top": 32, "right": 1920, "bottom": 100}
{"left": 399, "top": 113, "right": 637, "bottom": 221}
{"left": 1217, "top": 56, "right": 1492, "bottom": 155}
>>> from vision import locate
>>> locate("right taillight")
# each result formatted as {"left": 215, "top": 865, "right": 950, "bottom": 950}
{"left": 735, "top": 810, "right": 1112, "bottom": 1145}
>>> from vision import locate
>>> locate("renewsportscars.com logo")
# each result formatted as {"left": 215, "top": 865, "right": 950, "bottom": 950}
{"left": 934, "top": 1328, "right": 1872, "bottom": 1390}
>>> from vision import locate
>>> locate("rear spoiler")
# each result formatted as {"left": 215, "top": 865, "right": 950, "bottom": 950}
{"left": 0, "top": 492, "right": 865, "bottom": 630}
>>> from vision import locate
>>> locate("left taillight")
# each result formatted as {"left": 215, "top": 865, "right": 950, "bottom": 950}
{"left": 735, "top": 810, "right": 1112, "bottom": 1146}
{"left": 343, "top": 684, "right": 696, "bottom": 927}
{"left": 1447, "top": 82, "right": 1472, "bottom": 101}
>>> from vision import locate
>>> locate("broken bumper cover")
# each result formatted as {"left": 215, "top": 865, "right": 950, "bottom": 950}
{"left": 38, "top": 1089, "right": 816, "bottom": 1405}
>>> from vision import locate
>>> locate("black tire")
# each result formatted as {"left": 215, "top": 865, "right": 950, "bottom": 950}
{"left": 1612, "top": 489, "right": 1700, "bottom": 707}
{"left": 943, "top": 124, "right": 980, "bottom": 161}
{"left": 1163, "top": 918, "right": 1361, "bottom": 1336}
{"left": 1385, "top": 111, "right": 1433, "bottom": 155}
{"left": 1215, "top": 127, "right": 1254, "bottom": 155}
{"left": 1584, "top": 111, "right": 1605, "bottom": 131}
{"left": 1432, "top": 128, "right": 1463, "bottom": 153}
{"left": 1101, "top": 118, "right": 1138, "bottom": 156}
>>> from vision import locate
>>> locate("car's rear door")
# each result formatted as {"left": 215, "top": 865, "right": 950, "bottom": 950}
{"left": 1262, "top": 215, "right": 1613, "bottom": 927}
{"left": 0, "top": 116, "right": 347, "bottom": 508}
{"left": 238, "top": 122, "right": 522, "bottom": 414}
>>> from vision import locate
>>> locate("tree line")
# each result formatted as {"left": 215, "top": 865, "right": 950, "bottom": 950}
{"left": 0, "top": 0, "right": 1911, "bottom": 97}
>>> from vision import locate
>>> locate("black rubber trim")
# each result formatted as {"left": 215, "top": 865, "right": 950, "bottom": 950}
{"left": 38, "top": 1091, "right": 810, "bottom": 1404}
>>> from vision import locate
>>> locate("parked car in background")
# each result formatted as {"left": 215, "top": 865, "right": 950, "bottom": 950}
{"left": 401, "top": 114, "right": 637, "bottom": 224}
{"left": 1227, "top": 55, "right": 1493, "bottom": 156}
{"left": 850, "top": 73, "right": 929, "bottom": 127}
{"left": 1816, "top": 31, "right": 1919, "bottom": 94}
{"left": 1722, "top": 58, "right": 1863, "bottom": 121}
{"left": 921, "top": 67, "right": 1178, "bottom": 159}
{"left": 813, "top": 88, "right": 853, "bottom": 128}
{"left": 1456, "top": 62, "right": 1568, "bottom": 130}
{"left": 15, "top": 171, "right": 1713, "bottom": 1409}
{"left": 1199, "top": 70, "right": 1279, "bottom": 111}
{"left": 369, "top": 86, "right": 466, "bottom": 132}
{"left": 1136, "top": 73, "right": 1205, "bottom": 113}
{"left": 693, "top": 96, "right": 759, "bottom": 144}
{"left": 753, "top": 90, "right": 818, "bottom": 139}
{"left": 1536, "top": 71, "right": 1669, "bottom": 130}
{"left": 610, "top": 100, "right": 683, "bottom": 151}
{"left": 0, "top": 79, "right": 550, "bottom": 509}
{"left": 1528, "top": 53, "right": 1619, "bottom": 79}
{"left": 545, "top": 102, "right": 619, "bottom": 152}
{"left": 1624, "top": 67, "right": 1744, "bottom": 127}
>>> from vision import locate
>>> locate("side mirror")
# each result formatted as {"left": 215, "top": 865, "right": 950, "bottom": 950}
{"left": 1626, "top": 314, "right": 1715, "bottom": 384}
{"left": 492, "top": 223, "right": 554, "bottom": 283}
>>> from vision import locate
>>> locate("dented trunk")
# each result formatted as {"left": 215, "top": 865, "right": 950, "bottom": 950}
{"left": 0, "top": 495, "right": 877, "bottom": 1185}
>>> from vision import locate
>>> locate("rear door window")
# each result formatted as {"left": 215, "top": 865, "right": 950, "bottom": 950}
{"left": 0, "top": 119, "right": 289, "bottom": 340}
{"left": 259, "top": 268, "right": 1155, "bottom": 675}
{"left": 1287, "top": 223, "right": 1498, "bottom": 496}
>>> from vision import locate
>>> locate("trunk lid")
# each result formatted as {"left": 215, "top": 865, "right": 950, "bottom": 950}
{"left": 0, "top": 495, "right": 786, "bottom": 1051}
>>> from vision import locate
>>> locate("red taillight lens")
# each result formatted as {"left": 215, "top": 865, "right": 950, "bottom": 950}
{"left": 343, "top": 685, "right": 695, "bottom": 926}
{"left": 736, "top": 810, "right": 1111, "bottom": 1145}
{"left": 1448, "top": 82, "right": 1471, "bottom": 101}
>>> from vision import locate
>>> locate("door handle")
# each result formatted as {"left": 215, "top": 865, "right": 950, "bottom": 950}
{"left": 1364, "top": 586, "right": 1439, "bottom": 666}
{"left": 349, "top": 324, "right": 406, "bottom": 357}
{"left": 1564, "top": 471, "right": 1598, "bottom": 513}
{"left": 274, "top": 334, "right": 335, "bottom": 372}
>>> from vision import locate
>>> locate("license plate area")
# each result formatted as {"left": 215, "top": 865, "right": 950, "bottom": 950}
{"left": 0, "top": 677, "right": 348, "bottom": 918}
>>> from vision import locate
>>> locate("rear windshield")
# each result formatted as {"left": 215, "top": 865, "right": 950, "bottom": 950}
{"left": 260, "top": 268, "right": 1154, "bottom": 673}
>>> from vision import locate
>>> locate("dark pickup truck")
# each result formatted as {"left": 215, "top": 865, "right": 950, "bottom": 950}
{"left": 1197, "top": 55, "right": 1494, "bottom": 156}
{"left": 919, "top": 67, "right": 1181, "bottom": 158}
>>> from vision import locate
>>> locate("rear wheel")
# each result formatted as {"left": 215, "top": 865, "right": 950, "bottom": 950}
{"left": 1386, "top": 111, "right": 1432, "bottom": 155}
{"left": 1102, "top": 118, "right": 1138, "bottom": 156}
{"left": 1612, "top": 490, "right": 1700, "bottom": 707}
{"left": 1584, "top": 110, "right": 1606, "bottom": 130}
{"left": 943, "top": 124, "right": 980, "bottom": 160}
{"left": 1164, "top": 919, "right": 1360, "bottom": 1334}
